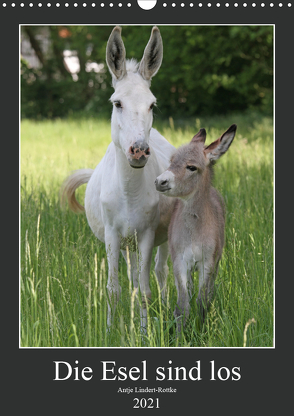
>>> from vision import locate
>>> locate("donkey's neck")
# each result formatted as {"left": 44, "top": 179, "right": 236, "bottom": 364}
{"left": 181, "top": 173, "right": 212, "bottom": 220}
{"left": 183, "top": 188, "right": 210, "bottom": 216}
{"left": 114, "top": 145, "right": 146, "bottom": 194}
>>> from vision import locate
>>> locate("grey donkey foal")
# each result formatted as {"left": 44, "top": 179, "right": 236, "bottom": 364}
{"left": 155, "top": 124, "right": 237, "bottom": 333}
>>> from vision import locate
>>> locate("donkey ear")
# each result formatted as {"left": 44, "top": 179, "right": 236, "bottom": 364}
{"left": 138, "top": 26, "right": 163, "bottom": 81}
{"left": 106, "top": 26, "right": 127, "bottom": 83}
{"left": 191, "top": 128, "right": 206, "bottom": 144}
{"left": 204, "top": 124, "right": 237, "bottom": 161}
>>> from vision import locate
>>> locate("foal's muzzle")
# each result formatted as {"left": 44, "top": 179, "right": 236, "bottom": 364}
{"left": 128, "top": 140, "right": 150, "bottom": 169}
{"left": 155, "top": 177, "right": 171, "bottom": 193}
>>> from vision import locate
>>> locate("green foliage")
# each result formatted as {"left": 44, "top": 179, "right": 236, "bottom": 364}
{"left": 21, "top": 25, "right": 273, "bottom": 119}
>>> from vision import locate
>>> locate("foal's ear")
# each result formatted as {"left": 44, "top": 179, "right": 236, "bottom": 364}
{"left": 106, "top": 26, "right": 127, "bottom": 83}
{"left": 204, "top": 124, "right": 237, "bottom": 161}
{"left": 138, "top": 26, "right": 163, "bottom": 81}
{"left": 191, "top": 128, "right": 206, "bottom": 144}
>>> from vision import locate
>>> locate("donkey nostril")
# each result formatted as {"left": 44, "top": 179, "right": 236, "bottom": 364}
{"left": 145, "top": 147, "right": 150, "bottom": 155}
{"left": 161, "top": 180, "right": 168, "bottom": 186}
{"left": 129, "top": 146, "right": 135, "bottom": 155}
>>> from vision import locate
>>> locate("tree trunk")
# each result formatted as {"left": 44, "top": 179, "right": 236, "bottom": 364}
{"left": 23, "top": 26, "right": 45, "bottom": 66}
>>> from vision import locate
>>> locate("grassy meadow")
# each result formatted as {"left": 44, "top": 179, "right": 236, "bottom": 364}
{"left": 20, "top": 112, "right": 274, "bottom": 347}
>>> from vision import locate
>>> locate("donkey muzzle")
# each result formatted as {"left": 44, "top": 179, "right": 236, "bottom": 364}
{"left": 155, "top": 170, "right": 175, "bottom": 193}
{"left": 155, "top": 177, "right": 171, "bottom": 193}
{"left": 128, "top": 140, "right": 150, "bottom": 168}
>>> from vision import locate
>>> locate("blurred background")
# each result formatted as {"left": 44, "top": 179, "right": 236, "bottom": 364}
{"left": 21, "top": 25, "right": 273, "bottom": 120}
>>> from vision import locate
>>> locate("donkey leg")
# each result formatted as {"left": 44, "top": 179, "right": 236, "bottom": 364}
{"left": 105, "top": 229, "right": 121, "bottom": 327}
{"left": 137, "top": 230, "right": 155, "bottom": 330}
{"left": 173, "top": 260, "right": 192, "bottom": 334}
{"left": 196, "top": 260, "right": 218, "bottom": 323}
{"left": 154, "top": 241, "right": 169, "bottom": 299}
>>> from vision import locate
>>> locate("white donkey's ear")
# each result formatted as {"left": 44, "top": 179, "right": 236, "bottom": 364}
{"left": 204, "top": 124, "right": 237, "bottom": 161}
{"left": 138, "top": 26, "right": 163, "bottom": 81}
{"left": 106, "top": 26, "right": 127, "bottom": 83}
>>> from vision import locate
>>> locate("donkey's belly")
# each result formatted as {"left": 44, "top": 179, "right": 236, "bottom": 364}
{"left": 84, "top": 200, "right": 105, "bottom": 243}
{"left": 86, "top": 191, "right": 171, "bottom": 249}
{"left": 113, "top": 199, "right": 160, "bottom": 241}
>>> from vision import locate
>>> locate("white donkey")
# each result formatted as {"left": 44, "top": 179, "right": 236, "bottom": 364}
{"left": 62, "top": 26, "right": 176, "bottom": 327}
{"left": 155, "top": 124, "right": 237, "bottom": 332}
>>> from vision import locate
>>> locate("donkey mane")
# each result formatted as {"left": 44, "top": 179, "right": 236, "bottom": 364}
{"left": 126, "top": 59, "right": 139, "bottom": 73}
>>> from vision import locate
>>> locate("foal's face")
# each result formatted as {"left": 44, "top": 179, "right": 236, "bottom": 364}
{"left": 155, "top": 124, "right": 237, "bottom": 198}
{"left": 110, "top": 71, "right": 156, "bottom": 169}
{"left": 155, "top": 143, "right": 207, "bottom": 198}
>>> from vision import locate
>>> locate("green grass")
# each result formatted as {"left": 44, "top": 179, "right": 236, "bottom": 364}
{"left": 20, "top": 112, "right": 273, "bottom": 347}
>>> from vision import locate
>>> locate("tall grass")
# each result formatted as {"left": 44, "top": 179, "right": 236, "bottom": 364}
{"left": 20, "top": 113, "right": 273, "bottom": 347}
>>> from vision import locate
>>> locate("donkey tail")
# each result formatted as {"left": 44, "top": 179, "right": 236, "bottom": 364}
{"left": 61, "top": 169, "right": 94, "bottom": 213}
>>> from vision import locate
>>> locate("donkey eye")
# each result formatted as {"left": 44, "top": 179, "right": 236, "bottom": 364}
{"left": 114, "top": 101, "right": 122, "bottom": 108}
{"left": 186, "top": 165, "right": 197, "bottom": 172}
{"left": 149, "top": 103, "right": 155, "bottom": 110}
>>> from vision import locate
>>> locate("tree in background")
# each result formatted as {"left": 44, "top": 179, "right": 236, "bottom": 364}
{"left": 21, "top": 25, "right": 273, "bottom": 120}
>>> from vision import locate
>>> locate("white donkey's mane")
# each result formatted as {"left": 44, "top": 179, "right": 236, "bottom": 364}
{"left": 111, "top": 60, "right": 139, "bottom": 87}
{"left": 126, "top": 58, "right": 139, "bottom": 73}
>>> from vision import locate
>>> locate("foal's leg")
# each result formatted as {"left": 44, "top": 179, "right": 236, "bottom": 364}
{"left": 173, "top": 258, "right": 193, "bottom": 334}
{"left": 154, "top": 241, "right": 169, "bottom": 299}
{"left": 105, "top": 229, "right": 121, "bottom": 327}
{"left": 196, "top": 260, "right": 219, "bottom": 322}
